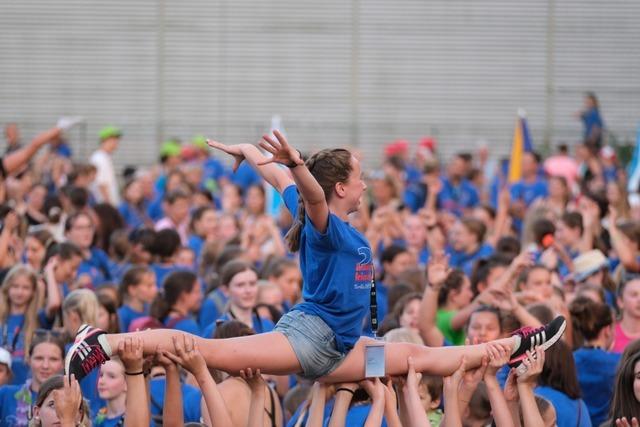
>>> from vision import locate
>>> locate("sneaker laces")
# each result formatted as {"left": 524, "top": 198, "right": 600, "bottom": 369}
{"left": 513, "top": 325, "right": 544, "bottom": 339}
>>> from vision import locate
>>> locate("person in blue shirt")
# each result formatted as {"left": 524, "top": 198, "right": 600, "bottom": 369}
{"left": 375, "top": 245, "right": 414, "bottom": 323}
{"left": 65, "top": 212, "right": 114, "bottom": 287}
{"left": 263, "top": 257, "right": 302, "bottom": 313}
{"left": 446, "top": 217, "right": 494, "bottom": 277}
{"left": 187, "top": 206, "right": 217, "bottom": 263}
{"left": 571, "top": 297, "right": 620, "bottom": 426}
{"left": 31, "top": 375, "right": 89, "bottom": 427}
{"left": 579, "top": 92, "right": 604, "bottom": 154}
{"left": 202, "top": 260, "right": 275, "bottom": 338}
{"left": 93, "top": 359, "right": 127, "bottom": 426}
{"left": 0, "top": 265, "right": 48, "bottom": 385}
{"left": 0, "top": 334, "right": 65, "bottom": 427}
{"left": 151, "top": 270, "right": 202, "bottom": 336}
{"left": 118, "top": 178, "right": 151, "bottom": 230}
{"left": 535, "top": 340, "right": 591, "bottom": 427}
{"left": 509, "top": 151, "right": 548, "bottom": 233}
{"left": 436, "top": 154, "right": 480, "bottom": 217}
{"left": 117, "top": 266, "right": 158, "bottom": 333}
{"left": 68, "top": 133, "right": 566, "bottom": 388}
{"left": 150, "top": 229, "right": 184, "bottom": 288}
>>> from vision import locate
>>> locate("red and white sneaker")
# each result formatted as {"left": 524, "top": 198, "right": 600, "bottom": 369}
{"left": 64, "top": 324, "right": 112, "bottom": 381}
{"left": 508, "top": 316, "right": 566, "bottom": 375}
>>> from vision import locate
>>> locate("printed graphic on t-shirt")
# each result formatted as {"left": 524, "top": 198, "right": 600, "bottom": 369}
{"left": 354, "top": 247, "right": 373, "bottom": 290}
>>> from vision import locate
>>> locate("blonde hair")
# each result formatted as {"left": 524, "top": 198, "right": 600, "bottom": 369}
{"left": 0, "top": 264, "right": 41, "bottom": 359}
{"left": 62, "top": 289, "right": 99, "bottom": 326}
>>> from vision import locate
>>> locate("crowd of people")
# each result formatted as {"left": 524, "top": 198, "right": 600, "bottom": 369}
{"left": 0, "top": 92, "right": 639, "bottom": 426}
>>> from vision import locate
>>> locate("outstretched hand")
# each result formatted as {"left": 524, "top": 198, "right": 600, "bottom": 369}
{"left": 257, "top": 130, "right": 303, "bottom": 168}
{"left": 240, "top": 368, "right": 267, "bottom": 393}
{"left": 206, "top": 139, "right": 246, "bottom": 172}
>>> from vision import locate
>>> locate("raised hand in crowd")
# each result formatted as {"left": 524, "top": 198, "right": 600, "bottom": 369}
{"left": 52, "top": 374, "right": 84, "bottom": 427}
{"left": 240, "top": 368, "right": 268, "bottom": 427}
{"left": 484, "top": 343, "right": 515, "bottom": 427}
{"left": 119, "top": 337, "right": 150, "bottom": 427}
{"left": 165, "top": 335, "right": 233, "bottom": 427}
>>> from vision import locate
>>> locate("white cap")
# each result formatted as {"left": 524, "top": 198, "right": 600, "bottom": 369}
{"left": 0, "top": 348, "right": 11, "bottom": 369}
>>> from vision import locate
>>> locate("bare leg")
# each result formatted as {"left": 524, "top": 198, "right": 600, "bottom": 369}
{"left": 107, "top": 330, "right": 302, "bottom": 376}
{"left": 321, "top": 336, "right": 517, "bottom": 383}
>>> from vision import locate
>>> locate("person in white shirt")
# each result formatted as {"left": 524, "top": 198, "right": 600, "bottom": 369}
{"left": 90, "top": 126, "right": 121, "bottom": 206}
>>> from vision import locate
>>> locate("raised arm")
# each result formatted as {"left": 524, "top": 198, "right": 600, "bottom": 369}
{"left": 119, "top": 338, "right": 151, "bottom": 427}
{"left": 259, "top": 131, "right": 329, "bottom": 233}
{"left": 240, "top": 369, "right": 267, "bottom": 427}
{"left": 328, "top": 383, "right": 357, "bottom": 427}
{"left": 418, "top": 252, "right": 448, "bottom": 347}
{"left": 165, "top": 336, "right": 233, "bottom": 427}
{"left": 483, "top": 344, "right": 516, "bottom": 427}
{"left": 207, "top": 140, "right": 294, "bottom": 194}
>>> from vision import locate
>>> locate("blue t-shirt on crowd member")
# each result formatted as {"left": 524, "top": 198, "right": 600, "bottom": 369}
{"left": 0, "top": 382, "right": 37, "bottom": 427}
{"left": 403, "top": 182, "right": 427, "bottom": 213}
{"left": 147, "top": 193, "right": 165, "bottom": 222}
{"left": 151, "top": 264, "right": 182, "bottom": 289}
{"left": 509, "top": 179, "right": 548, "bottom": 207}
{"left": 198, "top": 292, "right": 227, "bottom": 332}
{"left": 118, "top": 202, "right": 148, "bottom": 230}
{"left": 118, "top": 304, "right": 149, "bottom": 333}
{"left": 163, "top": 315, "right": 201, "bottom": 336}
{"left": 436, "top": 177, "right": 479, "bottom": 217}
{"left": 535, "top": 386, "right": 592, "bottom": 427}
{"left": 282, "top": 185, "right": 373, "bottom": 353}
{"left": 93, "top": 413, "right": 124, "bottom": 427}
{"left": 231, "top": 162, "right": 262, "bottom": 191}
{"left": 77, "top": 247, "right": 114, "bottom": 287}
{"left": 1, "top": 314, "right": 26, "bottom": 357}
{"left": 573, "top": 348, "right": 620, "bottom": 426}
{"left": 447, "top": 243, "right": 494, "bottom": 277}
{"left": 345, "top": 404, "right": 388, "bottom": 426}
{"left": 149, "top": 377, "right": 202, "bottom": 423}
{"left": 581, "top": 108, "right": 603, "bottom": 141}
{"left": 203, "top": 312, "right": 275, "bottom": 338}
{"left": 286, "top": 397, "right": 335, "bottom": 427}
{"left": 187, "top": 234, "right": 205, "bottom": 262}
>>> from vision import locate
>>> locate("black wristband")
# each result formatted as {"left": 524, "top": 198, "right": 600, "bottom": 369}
{"left": 285, "top": 150, "right": 304, "bottom": 169}
{"left": 336, "top": 387, "right": 355, "bottom": 395}
{"left": 125, "top": 370, "right": 144, "bottom": 376}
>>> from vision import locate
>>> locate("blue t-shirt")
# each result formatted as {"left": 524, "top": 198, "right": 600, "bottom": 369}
{"left": 198, "top": 293, "right": 226, "bottom": 331}
{"left": 118, "top": 304, "right": 149, "bottom": 333}
{"left": 573, "top": 348, "right": 620, "bottom": 426}
{"left": 282, "top": 184, "right": 373, "bottom": 353}
{"left": 344, "top": 404, "right": 388, "bottom": 426}
{"left": 149, "top": 377, "right": 202, "bottom": 423}
{"left": 437, "top": 177, "right": 479, "bottom": 217}
{"left": 230, "top": 162, "right": 262, "bottom": 191}
{"left": 77, "top": 247, "right": 114, "bottom": 287}
{"left": 203, "top": 312, "right": 275, "bottom": 338}
{"left": 0, "top": 383, "right": 37, "bottom": 427}
{"left": 581, "top": 108, "right": 603, "bottom": 141}
{"left": 509, "top": 179, "right": 548, "bottom": 207}
{"left": 151, "top": 264, "right": 182, "bottom": 289}
{"left": 1, "top": 314, "right": 26, "bottom": 357}
{"left": 535, "top": 386, "right": 592, "bottom": 427}
{"left": 118, "top": 202, "right": 148, "bottom": 230}
{"left": 447, "top": 243, "right": 494, "bottom": 277}
{"left": 93, "top": 413, "right": 124, "bottom": 427}
{"left": 187, "top": 234, "right": 205, "bottom": 262}
{"left": 163, "top": 315, "right": 201, "bottom": 336}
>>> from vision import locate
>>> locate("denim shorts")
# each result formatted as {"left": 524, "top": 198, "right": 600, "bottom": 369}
{"left": 274, "top": 310, "right": 346, "bottom": 380}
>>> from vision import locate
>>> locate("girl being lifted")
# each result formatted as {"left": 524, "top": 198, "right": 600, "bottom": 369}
{"left": 65, "top": 131, "right": 566, "bottom": 383}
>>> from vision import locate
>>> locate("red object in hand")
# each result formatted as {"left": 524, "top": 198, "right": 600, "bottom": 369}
{"left": 541, "top": 234, "right": 554, "bottom": 249}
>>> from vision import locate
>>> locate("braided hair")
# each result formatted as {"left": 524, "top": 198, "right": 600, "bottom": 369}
{"left": 284, "top": 148, "right": 353, "bottom": 252}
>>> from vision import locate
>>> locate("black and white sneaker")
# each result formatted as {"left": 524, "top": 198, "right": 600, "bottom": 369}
{"left": 64, "top": 324, "right": 112, "bottom": 381}
{"left": 508, "top": 316, "right": 566, "bottom": 375}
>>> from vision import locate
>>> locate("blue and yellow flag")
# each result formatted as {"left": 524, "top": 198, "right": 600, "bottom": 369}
{"left": 508, "top": 110, "right": 534, "bottom": 183}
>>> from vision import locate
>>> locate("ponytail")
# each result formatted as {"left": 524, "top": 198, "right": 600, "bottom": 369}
{"left": 283, "top": 148, "right": 352, "bottom": 253}
{"left": 284, "top": 196, "right": 306, "bottom": 252}
{"left": 150, "top": 271, "right": 197, "bottom": 321}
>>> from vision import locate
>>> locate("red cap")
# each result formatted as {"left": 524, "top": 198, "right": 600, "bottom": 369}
{"left": 384, "top": 139, "right": 410, "bottom": 157}
{"left": 419, "top": 137, "right": 437, "bottom": 152}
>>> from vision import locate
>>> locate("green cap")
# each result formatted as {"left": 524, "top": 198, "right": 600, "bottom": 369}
{"left": 192, "top": 135, "right": 208, "bottom": 150}
{"left": 99, "top": 126, "right": 123, "bottom": 141}
{"left": 160, "top": 140, "right": 181, "bottom": 157}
